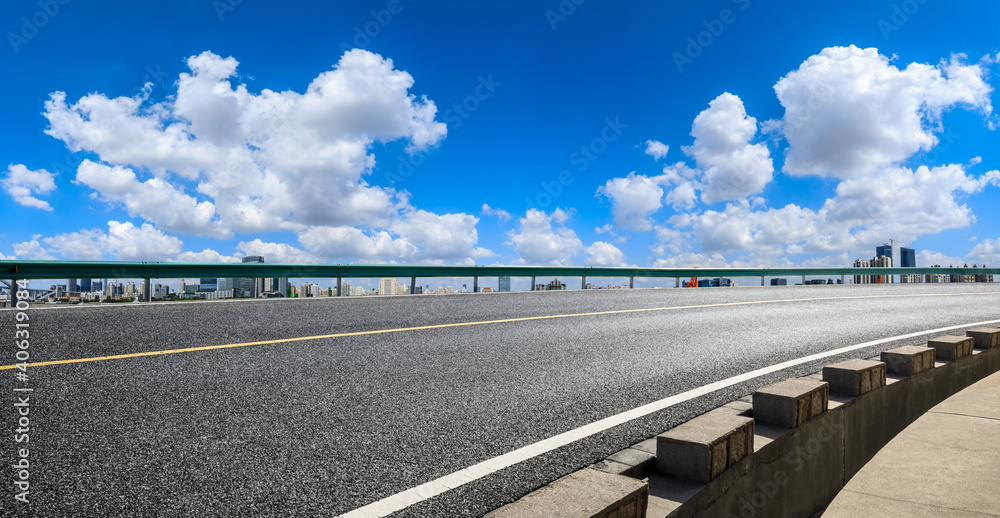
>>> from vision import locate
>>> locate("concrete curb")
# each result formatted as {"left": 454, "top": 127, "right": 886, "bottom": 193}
{"left": 487, "top": 328, "right": 1000, "bottom": 518}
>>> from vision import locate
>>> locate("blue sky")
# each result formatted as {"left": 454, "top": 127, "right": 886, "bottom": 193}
{"left": 3, "top": 0, "right": 1000, "bottom": 279}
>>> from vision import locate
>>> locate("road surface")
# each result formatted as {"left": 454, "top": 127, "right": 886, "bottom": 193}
{"left": 2, "top": 284, "right": 999, "bottom": 516}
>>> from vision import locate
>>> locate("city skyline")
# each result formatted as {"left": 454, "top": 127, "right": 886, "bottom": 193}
{"left": 3, "top": 2, "right": 1000, "bottom": 273}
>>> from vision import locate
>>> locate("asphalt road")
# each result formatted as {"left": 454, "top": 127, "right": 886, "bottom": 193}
{"left": 2, "top": 284, "right": 1000, "bottom": 516}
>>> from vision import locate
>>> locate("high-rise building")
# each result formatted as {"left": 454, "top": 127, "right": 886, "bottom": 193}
{"left": 770, "top": 278, "right": 787, "bottom": 286}
{"left": 199, "top": 278, "right": 217, "bottom": 292}
{"left": 853, "top": 258, "right": 871, "bottom": 284}
{"left": 81, "top": 279, "right": 92, "bottom": 293}
{"left": 498, "top": 276, "right": 511, "bottom": 292}
{"left": 900, "top": 247, "right": 918, "bottom": 283}
{"left": 379, "top": 277, "right": 400, "bottom": 296}
{"left": 91, "top": 280, "right": 102, "bottom": 292}
{"left": 872, "top": 254, "right": 892, "bottom": 283}
{"left": 875, "top": 245, "right": 894, "bottom": 283}
{"left": 240, "top": 256, "right": 265, "bottom": 297}
{"left": 900, "top": 247, "right": 915, "bottom": 267}
{"left": 68, "top": 278, "right": 78, "bottom": 293}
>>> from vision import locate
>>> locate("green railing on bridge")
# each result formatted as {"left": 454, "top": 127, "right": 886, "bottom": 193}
{"left": 1, "top": 260, "right": 998, "bottom": 281}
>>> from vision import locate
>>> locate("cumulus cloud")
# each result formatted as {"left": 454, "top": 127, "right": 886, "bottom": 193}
{"left": 682, "top": 93, "right": 774, "bottom": 203}
{"left": 966, "top": 238, "right": 1000, "bottom": 266}
{"left": 76, "top": 160, "right": 228, "bottom": 237}
{"left": 644, "top": 140, "right": 669, "bottom": 160}
{"left": 174, "top": 249, "right": 242, "bottom": 263}
{"left": 584, "top": 241, "right": 624, "bottom": 266}
{"left": 42, "top": 49, "right": 453, "bottom": 233}
{"left": 506, "top": 208, "right": 583, "bottom": 265}
{"left": 481, "top": 203, "right": 512, "bottom": 221}
{"left": 13, "top": 222, "right": 183, "bottom": 261}
{"left": 596, "top": 172, "right": 664, "bottom": 231}
{"left": 774, "top": 45, "right": 992, "bottom": 178}
{"left": 2, "top": 164, "right": 56, "bottom": 210}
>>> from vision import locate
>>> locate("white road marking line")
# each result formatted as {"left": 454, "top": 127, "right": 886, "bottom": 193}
{"left": 339, "top": 318, "right": 1000, "bottom": 517}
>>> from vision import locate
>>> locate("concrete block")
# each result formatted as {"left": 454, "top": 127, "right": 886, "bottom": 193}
{"left": 593, "top": 447, "right": 656, "bottom": 479}
{"left": 486, "top": 468, "right": 648, "bottom": 518}
{"left": 823, "top": 359, "right": 887, "bottom": 397}
{"left": 656, "top": 411, "right": 754, "bottom": 483}
{"left": 753, "top": 378, "right": 829, "bottom": 428}
{"left": 881, "top": 346, "right": 936, "bottom": 376}
{"left": 967, "top": 327, "right": 1000, "bottom": 349}
{"left": 927, "top": 335, "right": 974, "bottom": 361}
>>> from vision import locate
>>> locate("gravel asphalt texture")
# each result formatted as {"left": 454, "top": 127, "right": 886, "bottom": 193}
{"left": 2, "top": 283, "right": 1000, "bottom": 516}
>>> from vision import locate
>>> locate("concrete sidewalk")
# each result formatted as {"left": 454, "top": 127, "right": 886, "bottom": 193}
{"left": 823, "top": 369, "right": 1000, "bottom": 517}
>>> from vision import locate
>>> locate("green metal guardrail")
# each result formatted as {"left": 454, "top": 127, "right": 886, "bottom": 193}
{"left": 2, "top": 260, "right": 997, "bottom": 281}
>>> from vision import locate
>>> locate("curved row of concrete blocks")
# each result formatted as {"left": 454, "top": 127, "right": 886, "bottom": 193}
{"left": 486, "top": 327, "right": 1000, "bottom": 518}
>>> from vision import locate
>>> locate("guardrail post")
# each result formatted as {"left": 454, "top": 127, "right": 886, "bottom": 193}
{"left": 531, "top": 276, "right": 536, "bottom": 291}
{"left": 410, "top": 276, "right": 417, "bottom": 295}
{"left": 473, "top": 276, "right": 478, "bottom": 293}
{"left": 802, "top": 274, "right": 806, "bottom": 284}
{"left": 337, "top": 277, "right": 342, "bottom": 296}
{"left": 143, "top": 278, "right": 151, "bottom": 302}
{"left": 761, "top": 276, "right": 765, "bottom": 286}
{"left": 9, "top": 279, "right": 18, "bottom": 306}
{"left": 581, "top": 276, "right": 587, "bottom": 290}
{"left": 676, "top": 277, "right": 680, "bottom": 288}
{"left": 629, "top": 276, "right": 634, "bottom": 289}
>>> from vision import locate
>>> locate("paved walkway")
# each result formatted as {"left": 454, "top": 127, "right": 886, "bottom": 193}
{"left": 823, "top": 370, "right": 1000, "bottom": 517}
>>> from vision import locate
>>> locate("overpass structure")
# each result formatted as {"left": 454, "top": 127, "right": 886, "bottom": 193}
{"left": 3, "top": 260, "right": 999, "bottom": 304}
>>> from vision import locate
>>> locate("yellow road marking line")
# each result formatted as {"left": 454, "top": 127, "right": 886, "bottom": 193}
{"left": 3, "top": 291, "right": 998, "bottom": 370}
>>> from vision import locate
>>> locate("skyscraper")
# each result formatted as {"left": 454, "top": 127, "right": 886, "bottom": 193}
{"left": 900, "top": 247, "right": 915, "bottom": 267}
{"left": 81, "top": 279, "right": 92, "bottom": 293}
{"left": 68, "top": 278, "right": 78, "bottom": 293}
{"left": 241, "top": 255, "right": 265, "bottom": 297}
{"left": 498, "top": 276, "right": 511, "bottom": 292}
{"left": 876, "top": 245, "right": 892, "bottom": 260}
{"left": 900, "top": 247, "right": 917, "bottom": 283}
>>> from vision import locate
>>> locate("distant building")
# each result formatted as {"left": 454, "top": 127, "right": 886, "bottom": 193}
{"left": 379, "top": 277, "right": 400, "bottom": 296}
{"left": 68, "top": 278, "right": 78, "bottom": 293}
{"left": 199, "top": 278, "right": 217, "bottom": 292}
{"left": 770, "top": 278, "right": 787, "bottom": 286}
{"left": 534, "top": 279, "right": 567, "bottom": 291}
{"left": 80, "top": 279, "right": 92, "bottom": 293}
{"left": 900, "top": 247, "right": 919, "bottom": 283}
{"left": 853, "top": 258, "right": 872, "bottom": 284}
{"left": 481, "top": 287, "right": 493, "bottom": 293}
{"left": 872, "top": 254, "right": 892, "bottom": 283}
{"left": 498, "top": 276, "right": 511, "bottom": 292}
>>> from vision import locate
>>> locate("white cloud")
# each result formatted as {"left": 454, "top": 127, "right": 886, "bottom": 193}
{"left": 43, "top": 49, "right": 447, "bottom": 235}
{"left": 76, "top": 160, "right": 229, "bottom": 237}
{"left": 391, "top": 210, "right": 493, "bottom": 261}
{"left": 821, "top": 164, "right": 984, "bottom": 239}
{"left": 966, "top": 238, "right": 1000, "bottom": 266}
{"left": 917, "top": 250, "right": 964, "bottom": 267}
{"left": 595, "top": 223, "right": 614, "bottom": 234}
{"left": 2, "top": 164, "right": 56, "bottom": 210}
{"left": 682, "top": 93, "right": 774, "bottom": 203}
{"left": 644, "top": 140, "right": 669, "bottom": 160}
{"left": 775, "top": 46, "right": 992, "bottom": 179}
{"left": 506, "top": 208, "right": 583, "bottom": 265}
{"left": 13, "top": 222, "right": 183, "bottom": 261}
{"left": 12, "top": 236, "right": 55, "bottom": 260}
{"left": 297, "top": 226, "right": 412, "bottom": 262}
{"left": 481, "top": 203, "right": 512, "bottom": 221}
{"left": 174, "top": 249, "right": 242, "bottom": 263}
{"left": 236, "top": 239, "right": 318, "bottom": 264}
{"left": 584, "top": 241, "right": 624, "bottom": 266}
{"left": 596, "top": 172, "right": 664, "bottom": 231}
